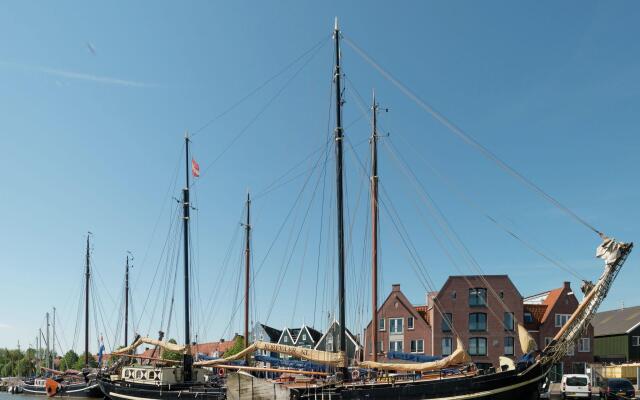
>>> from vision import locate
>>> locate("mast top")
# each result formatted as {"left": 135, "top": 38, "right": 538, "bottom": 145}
{"left": 334, "top": 17, "right": 339, "bottom": 31}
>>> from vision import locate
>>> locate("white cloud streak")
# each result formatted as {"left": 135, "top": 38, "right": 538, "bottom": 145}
{"left": 0, "top": 61, "right": 157, "bottom": 88}
{"left": 0, "top": 323, "right": 13, "bottom": 329}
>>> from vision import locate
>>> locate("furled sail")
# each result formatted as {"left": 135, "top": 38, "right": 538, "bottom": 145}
{"left": 358, "top": 338, "right": 471, "bottom": 372}
{"left": 112, "top": 337, "right": 186, "bottom": 355}
{"left": 518, "top": 323, "right": 537, "bottom": 354}
{"left": 193, "top": 341, "right": 345, "bottom": 366}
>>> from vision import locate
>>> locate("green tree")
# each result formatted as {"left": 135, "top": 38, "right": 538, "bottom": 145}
{"left": 59, "top": 350, "right": 79, "bottom": 371}
{"left": 163, "top": 339, "right": 182, "bottom": 361}
{"left": 14, "top": 358, "right": 34, "bottom": 377}
{"left": 73, "top": 352, "right": 97, "bottom": 370}
{"left": 2, "top": 361, "right": 14, "bottom": 377}
{"left": 222, "top": 335, "right": 245, "bottom": 357}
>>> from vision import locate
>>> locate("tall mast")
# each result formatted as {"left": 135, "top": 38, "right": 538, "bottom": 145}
{"left": 84, "top": 234, "right": 90, "bottom": 368}
{"left": 46, "top": 312, "right": 50, "bottom": 369}
{"left": 370, "top": 91, "right": 379, "bottom": 362}
{"left": 38, "top": 329, "right": 41, "bottom": 370}
{"left": 52, "top": 307, "right": 56, "bottom": 367}
{"left": 243, "top": 192, "right": 251, "bottom": 356}
{"left": 182, "top": 132, "right": 193, "bottom": 382}
{"left": 124, "top": 254, "right": 130, "bottom": 346}
{"left": 333, "top": 17, "right": 348, "bottom": 376}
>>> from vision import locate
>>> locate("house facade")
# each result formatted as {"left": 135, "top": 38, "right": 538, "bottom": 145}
{"left": 592, "top": 306, "right": 640, "bottom": 363}
{"left": 315, "top": 320, "right": 361, "bottom": 365}
{"left": 363, "top": 284, "right": 432, "bottom": 362}
{"left": 429, "top": 275, "right": 523, "bottom": 370}
{"left": 524, "top": 281, "right": 593, "bottom": 379}
{"left": 251, "top": 322, "right": 282, "bottom": 358}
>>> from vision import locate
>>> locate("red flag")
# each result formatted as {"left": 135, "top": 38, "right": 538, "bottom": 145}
{"left": 191, "top": 158, "right": 200, "bottom": 177}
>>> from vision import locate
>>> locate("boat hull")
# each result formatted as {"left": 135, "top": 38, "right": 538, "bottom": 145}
{"left": 98, "top": 377, "right": 225, "bottom": 400}
{"left": 22, "top": 381, "right": 103, "bottom": 398}
{"left": 294, "top": 363, "right": 547, "bottom": 400}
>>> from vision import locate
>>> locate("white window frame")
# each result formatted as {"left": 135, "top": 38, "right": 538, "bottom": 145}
{"left": 442, "top": 337, "right": 453, "bottom": 356}
{"left": 578, "top": 337, "right": 590, "bottom": 352}
{"left": 389, "top": 340, "right": 403, "bottom": 352}
{"left": 555, "top": 314, "right": 571, "bottom": 327}
{"left": 379, "top": 318, "right": 385, "bottom": 331}
{"left": 504, "top": 336, "right": 514, "bottom": 356}
{"left": 408, "top": 316, "right": 415, "bottom": 330}
{"left": 410, "top": 339, "right": 424, "bottom": 354}
{"left": 633, "top": 336, "right": 640, "bottom": 347}
{"left": 302, "top": 334, "right": 307, "bottom": 341}
{"left": 469, "top": 337, "right": 487, "bottom": 356}
{"left": 504, "top": 312, "right": 515, "bottom": 331}
{"left": 389, "top": 318, "right": 404, "bottom": 334}
{"left": 326, "top": 336, "right": 334, "bottom": 352}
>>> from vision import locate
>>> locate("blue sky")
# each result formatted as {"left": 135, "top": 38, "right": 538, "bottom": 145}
{"left": 0, "top": 1, "right": 638, "bottom": 353}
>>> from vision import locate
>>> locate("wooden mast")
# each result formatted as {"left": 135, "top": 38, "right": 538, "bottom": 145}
{"left": 84, "top": 233, "right": 90, "bottom": 368}
{"left": 370, "top": 91, "right": 379, "bottom": 362}
{"left": 243, "top": 192, "right": 251, "bottom": 359}
{"left": 182, "top": 132, "right": 193, "bottom": 381}
{"left": 124, "top": 254, "right": 130, "bottom": 346}
{"left": 333, "top": 17, "right": 348, "bottom": 377}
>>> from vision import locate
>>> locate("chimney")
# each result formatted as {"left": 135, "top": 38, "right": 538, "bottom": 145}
{"left": 220, "top": 338, "right": 225, "bottom": 343}
{"left": 392, "top": 284, "right": 401, "bottom": 292}
{"left": 563, "top": 281, "right": 571, "bottom": 290}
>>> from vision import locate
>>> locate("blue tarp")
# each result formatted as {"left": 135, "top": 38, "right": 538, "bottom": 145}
{"left": 386, "top": 352, "right": 442, "bottom": 362}
{"left": 254, "top": 355, "right": 327, "bottom": 372}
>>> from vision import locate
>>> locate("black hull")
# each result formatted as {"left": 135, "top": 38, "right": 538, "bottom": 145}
{"left": 22, "top": 381, "right": 103, "bottom": 398}
{"left": 294, "top": 363, "right": 548, "bottom": 400}
{"left": 99, "top": 378, "right": 224, "bottom": 400}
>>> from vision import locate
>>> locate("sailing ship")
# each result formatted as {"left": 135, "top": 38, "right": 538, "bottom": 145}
{"left": 193, "top": 18, "right": 633, "bottom": 400}
{"left": 22, "top": 235, "right": 103, "bottom": 398}
{"left": 98, "top": 134, "right": 225, "bottom": 400}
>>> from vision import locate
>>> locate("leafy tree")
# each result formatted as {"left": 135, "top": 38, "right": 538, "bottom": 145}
{"left": 73, "top": 352, "right": 97, "bottom": 370}
{"left": 59, "top": 350, "right": 79, "bottom": 371}
{"left": 2, "top": 361, "right": 14, "bottom": 377}
{"left": 222, "top": 335, "right": 245, "bottom": 357}
{"left": 163, "top": 339, "right": 182, "bottom": 361}
{"left": 14, "top": 358, "right": 34, "bottom": 377}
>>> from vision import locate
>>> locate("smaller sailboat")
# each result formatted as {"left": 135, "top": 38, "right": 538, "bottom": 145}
{"left": 22, "top": 234, "right": 103, "bottom": 398}
{"left": 98, "top": 133, "right": 225, "bottom": 400}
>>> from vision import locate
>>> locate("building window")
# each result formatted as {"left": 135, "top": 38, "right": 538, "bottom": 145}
{"left": 544, "top": 337, "right": 553, "bottom": 347}
{"left": 469, "top": 337, "right": 487, "bottom": 356}
{"left": 327, "top": 336, "right": 333, "bottom": 352}
{"left": 524, "top": 312, "right": 533, "bottom": 323}
{"left": 390, "top": 318, "right": 403, "bottom": 334}
{"left": 504, "top": 337, "right": 514, "bottom": 355}
{"left": 504, "top": 312, "right": 515, "bottom": 331}
{"left": 379, "top": 318, "right": 385, "bottom": 331}
{"left": 302, "top": 334, "right": 307, "bottom": 341}
{"left": 442, "top": 337, "right": 453, "bottom": 356}
{"left": 633, "top": 336, "right": 640, "bottom": 347}
{"left": 377, "top": 340, "right": 383, "bottom": 353}
{"left": 389, "top": 340, "right": 403, "bottom": 352}
{"left": 283, "top": 335, "right": 288, "bottom": 343}
{"left": 578, "top": 338, "right": 590, "bottom": 352}
{"left": 469, "top": 313, "right": 487, "bottom": 332}
{"left": 499, "top": 291, "right": 504, "bottom": 299}
{"left": 469, "top": 288, "right": 487, "bottom": 307}
{"left": 408, "top": 317, "right": 414, "bottom": 330}
{"left": 451, "top": 291, "right": 457, "bottom": 299}
{"left": 410, "top": 339, "right": 424, "bottom": 353}
{"left": 555, "top": 314, "right": 571, "bottom": 327}
{"left": 442, "top": 313, "right": 453, "bottom": 332}
{"left": 566, "top": 344, "right": 575, "bottom": 356}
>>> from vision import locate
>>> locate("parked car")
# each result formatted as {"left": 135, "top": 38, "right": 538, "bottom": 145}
{"left": 598, "top": 378, "right": 635, "bottom": 399}
{"left": 561, "top": 374, "right": 591, "bottom": 399}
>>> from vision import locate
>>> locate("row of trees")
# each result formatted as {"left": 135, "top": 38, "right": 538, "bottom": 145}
{"left": 0, "top": 348, "right": 97, "bottom": 378}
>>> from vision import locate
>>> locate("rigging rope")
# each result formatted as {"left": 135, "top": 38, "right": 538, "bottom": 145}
{"left": 342, "top": 35, "right": 602, "bottom": 237}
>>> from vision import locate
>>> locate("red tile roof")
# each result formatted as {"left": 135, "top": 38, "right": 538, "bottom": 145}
{"left": 191, "top": 341, "right": 235, "bottom": 356}
{"left": 540, "top": 288, "right": 564, "bottom": 324}
{"left": 523, "top": 303, "right": 547, "bottom": 330}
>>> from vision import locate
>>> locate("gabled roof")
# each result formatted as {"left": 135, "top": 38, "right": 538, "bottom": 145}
{"left": 191, "top": 341, "right": 235, "bottom": 356}
{"left": 259, "top": 323, "right": 282, "bottom": 341}
{"left": 365, "top": 284, "right": 431, "bottom": 331}
{"left": 436, "top": 275, "right": 523, "bottom": 300}
{"left": 301, "top": 325, "right": 323, "bottom": 343}
{"left": 593, "top": 306, "right": 640, "bottom": 337}
{"left": 289, "top": 328, "right": 301, "bottom": 342}
{"left": 524, "top": 285, "right": 566, "bottom": 324}
{"left": 523, "top": 303, "right": 547, "bottom": 330}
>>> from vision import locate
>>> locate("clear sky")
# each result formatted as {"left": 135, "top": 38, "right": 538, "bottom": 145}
{"left": 1, "top": 1, "right": 638, "bottom": 354}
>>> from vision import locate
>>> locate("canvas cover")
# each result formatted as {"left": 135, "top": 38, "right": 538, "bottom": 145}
{"left": 112, "top": 337, "right": 186, "bottom": 355}
{"left": 358, "top": 338, "right": 471, "bottom": 372}
{"left": 193, "top": 341, "right": 345, "bottom": 366}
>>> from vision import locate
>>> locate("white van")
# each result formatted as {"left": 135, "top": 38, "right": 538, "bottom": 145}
{"left": 561, "top": 374, "right": 591, "bottom": 399}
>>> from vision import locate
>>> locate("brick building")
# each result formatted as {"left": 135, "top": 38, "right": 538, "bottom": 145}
{"left": 429, "top": 275, "right": 524, "bottom": 370}
{"left": 523, "top": 281, "right": 593, "bottom": 378}
{"left": 363, "top": 284, "right": 432, "bottom": 361}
